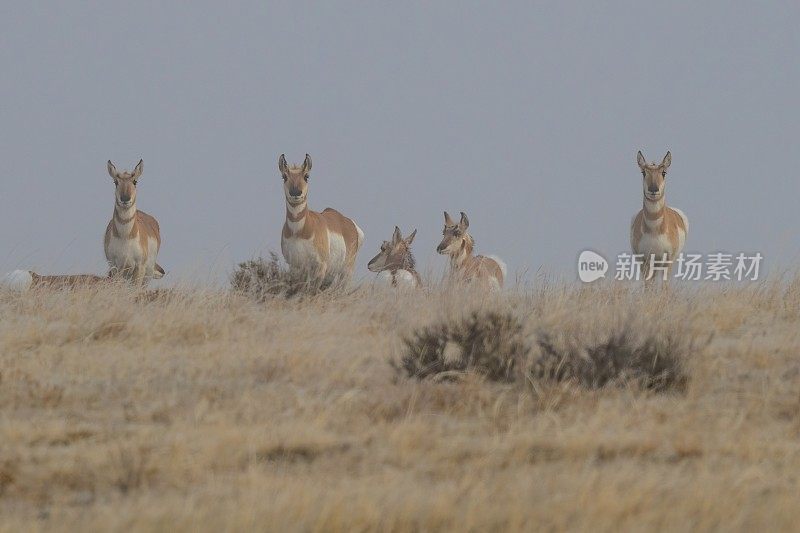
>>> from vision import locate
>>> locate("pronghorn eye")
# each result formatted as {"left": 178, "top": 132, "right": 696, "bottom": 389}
{"left": 641, "top": 171, "right": 645, "bottom": 178}
{"left": 661, "top": 171, "right": 666, "bottom": 178}
{"left": 133, "top": 180, "right": 138, "bottom": 186}
{"left": 282, "top": 175, "right": 287, "bottom": 182}
{"left": 114, "top": 180, "right": 118, "bottom": 186}
{"left": 304, "top": 175, "right": 309, "bottom": 182}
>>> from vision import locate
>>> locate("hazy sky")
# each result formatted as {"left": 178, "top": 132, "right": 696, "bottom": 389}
{"left": 1, "top": 2, "right": 798, "bottom": 283}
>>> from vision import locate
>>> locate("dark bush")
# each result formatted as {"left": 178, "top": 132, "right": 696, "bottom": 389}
{"left": 531, "top": 330, "right": 688, "bottom": 392}
{"left": 398, "top": 311, "right": 529, "bottom": 382}
{"left": 397, "top": 311, "right": 691, "bottom": 393}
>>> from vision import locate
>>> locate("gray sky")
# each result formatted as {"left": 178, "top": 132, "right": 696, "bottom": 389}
{"left": 1, "top": 1, "right": 798, "bottom": 283}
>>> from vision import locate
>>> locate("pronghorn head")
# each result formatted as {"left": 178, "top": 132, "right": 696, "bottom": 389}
{"left": 278, "top": 153, "right": 312, "bottom": 206}
{"left": 437, "top": 211, "right": 472, "bottom": 256}
{"left": 368, "top": 226, "right": 417, "bottom": 273}
{"left": 637, "top": 150, "right": 671, "bottom": 201}
{"left": 107, "top": 159, "right": 144, "bottom": 209}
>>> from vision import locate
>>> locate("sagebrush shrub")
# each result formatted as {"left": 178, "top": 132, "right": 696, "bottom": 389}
{"left": 230, "top": 253, "right": 329, "bottom": 300}
{"left": 399, "top": 311, "right": 529, "bottom": 382}
{"left": 531, "top": 330, "right": 689, "bottom": 392}
{"left": 398, "top": 311, "right": 690, "bottom": 392}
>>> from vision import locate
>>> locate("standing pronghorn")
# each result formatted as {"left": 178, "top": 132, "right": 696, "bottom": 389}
{"left": 630, "top": 150, "right": 689, "bottom": 281}
{"left": 367, "top": 226, "right": 422, "bottom": 288}
{"left": 437, "top": 211, "right": 506, "bottom": 290}
{"left": 104, "top": 159, "right": 164, "bottom": 285}
{"left": 279, "top": 154, "right": 364, "bottom": 285}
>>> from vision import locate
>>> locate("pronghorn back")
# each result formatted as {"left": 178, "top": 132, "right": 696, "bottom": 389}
{"left": 485, "top": 255, "right": 508, "bottom": 283}
{"left": 320, "top": 208, "right": 363, "bottom": 266}
{"left": 463, "top": 255, "right": 505, "bottom": 289}
{"left": 31, "top": 272, "right": 110, "bottom": 289}
{"left": 1, "top": 270, "right": 110, "bottom": 292}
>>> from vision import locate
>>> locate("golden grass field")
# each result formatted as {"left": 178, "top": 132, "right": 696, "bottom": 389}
{"left": 1, "top": 274, "right": 799, "bottom": 532}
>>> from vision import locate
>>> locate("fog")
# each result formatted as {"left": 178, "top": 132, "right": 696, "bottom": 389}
{"left": 1, "top": 2, "right": 797, "bottom": 283}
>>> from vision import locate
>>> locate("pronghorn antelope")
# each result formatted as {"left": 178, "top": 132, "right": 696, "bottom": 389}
{"left": 1, "top": 270, "right": 109, "bottom": 292}
{"left": 630, "top": 150, "right": 689, "bottom": 281}
{"left": 437, "top": 211, "right": 506, "bottom": 289}
{"left": 104, "top": 159, "right": 165, "bottom": 285}
{"left": 279, "top": 154, "right": 364, "bottom": 285}
{"left": 367, "top": 226, "right": 422, "bottom": 288}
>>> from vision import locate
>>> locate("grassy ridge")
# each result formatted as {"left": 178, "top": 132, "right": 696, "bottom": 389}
{"left": 0, "top": 277, "right": 798, "bottom": 531}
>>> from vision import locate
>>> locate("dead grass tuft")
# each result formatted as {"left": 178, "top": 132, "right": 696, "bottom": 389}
{"left": 110, "top": 445, "right": 152, "bottom": 495}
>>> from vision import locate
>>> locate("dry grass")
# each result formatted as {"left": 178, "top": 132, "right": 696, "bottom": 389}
{"left": 0, "top": 276, "right": 799, "bottom": 532}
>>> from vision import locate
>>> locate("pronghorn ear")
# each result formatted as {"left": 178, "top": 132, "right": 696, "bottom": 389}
{"left": 278, "top": 154, "right": 288, "bottom": 174}
{"left": 444, "top": 211, "right": 454, "bottom": 226}
{"left": 303, "top": 153, "right": 312, "bottom": 173}
{"left": 636, "top": 151, "right": 647, "bottom": 170}
{"left": 392, "top": 226, "right": 403, "bottom": 243}
{"left": 405, "top": 229, "right": 417, "bottom": 245}
{"left": 662, "top": 151, "right": 672, "bottom": 169}
{"left": 107, "top": 160, "right": 118, "bottom": 179}
{"left": 132, "top": 159, "right": 143, "bottom": 179}
{"left": 459, "top": 212, "right": 469, "bottom": 229}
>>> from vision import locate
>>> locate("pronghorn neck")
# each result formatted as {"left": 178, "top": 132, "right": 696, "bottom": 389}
{"left": 113, "top": 201, "right": 137, "bottom": 238}
{"left": 450, "top": 238, "right": 475, "bottom": 271}
{"left": 642, "top": 195, "right": 666, "bottom": 234}
{"left": 391, "top": 250, "right": 417, "bottom": 275}
{"left": 285, "top": 199, "right": 309, "bottom": 235}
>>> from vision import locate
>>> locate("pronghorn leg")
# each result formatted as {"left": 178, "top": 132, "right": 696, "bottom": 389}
{"left": 662, "top": 259, "right": 676, "bottom": 293}
{"left": 640, "top": 259, "right": 651, "bottom": 287}
{"left": 311, "top": 262, "right": 328, "bottom": 290}
{"left": 131, "top": 265, "right": 147, "bottom": 287}
{"left": 119, "top": 263, "right": 138, "bottom": 283}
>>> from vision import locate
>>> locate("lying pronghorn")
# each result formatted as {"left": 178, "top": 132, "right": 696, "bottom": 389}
{"left": 437, "top": 211, "right": 506, "bottom": 289}
{"left": 367, "top": 226, "right": 422, "bottom": 288}
{"left": 104, "top": 159, "right": 165, "bottom": 285}
{"left": 1, "top": 270, "right": 110, "bottom": 292}
{"left": 279, "top": 154, "right": 364, "bottom": 286}
{"left": 630, "top": 150, "right": 689, "bottom": 281}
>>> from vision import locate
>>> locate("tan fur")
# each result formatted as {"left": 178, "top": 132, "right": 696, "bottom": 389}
{"left": 437, "top": 211, "right": 504, "bottom": 289}
{"left": 29, "top": 272, "right": 110, "bottom": 289}
{"left": 630, "top": 150, "right": 688, "bottom": 281}
{"left": 281, "top": 208, "right": 361, "bottom": 271}
{"left": 279, "top": 154, "right": 363, "bottom": 283}
{"left": 104, "top": 159, "right": 165, "bottom": 284}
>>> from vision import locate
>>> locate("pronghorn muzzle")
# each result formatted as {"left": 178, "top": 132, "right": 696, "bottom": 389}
{"left": 367, "top": 256, "right": 384, "bottom": 272}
